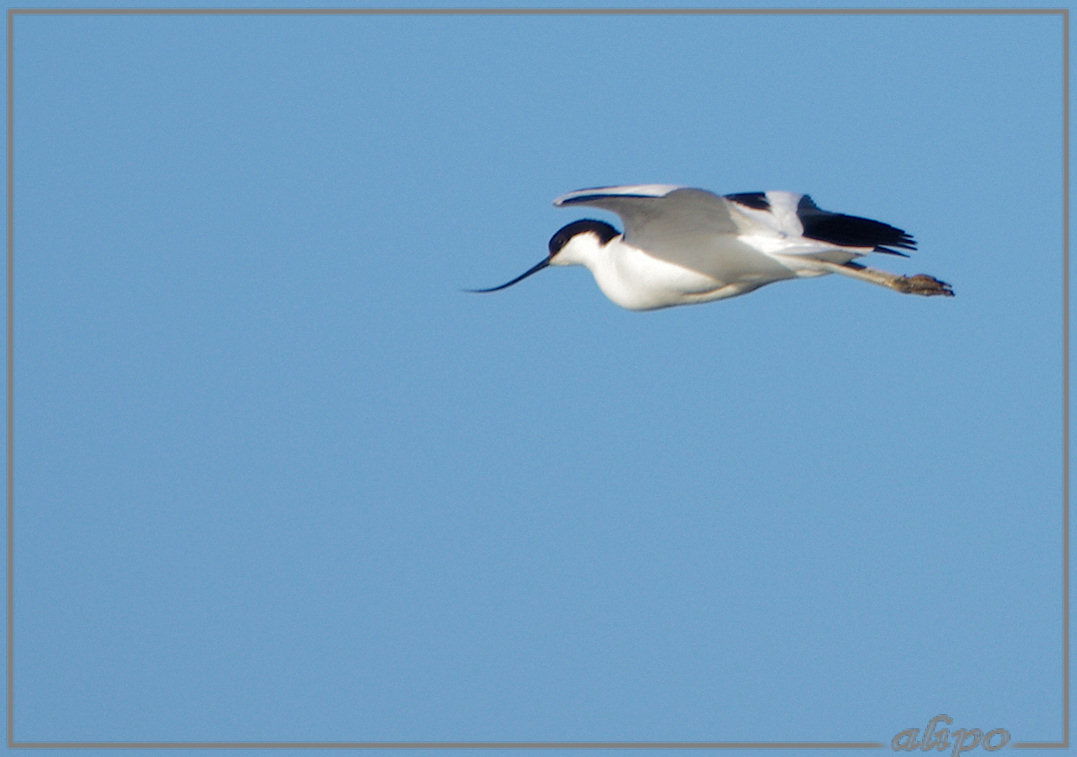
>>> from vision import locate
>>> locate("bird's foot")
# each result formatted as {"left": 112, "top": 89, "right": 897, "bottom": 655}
{"left": 897, "top": 274, "right": 954, "bottom": 297}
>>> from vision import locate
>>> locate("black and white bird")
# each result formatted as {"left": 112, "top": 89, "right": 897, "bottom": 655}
{"left": 470, "top": 184, "right": 953, "bottom": 310}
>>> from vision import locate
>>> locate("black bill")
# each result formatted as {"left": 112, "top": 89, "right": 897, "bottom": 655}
{"left": 465, "top": 258, "right": 550, "bottom": 293}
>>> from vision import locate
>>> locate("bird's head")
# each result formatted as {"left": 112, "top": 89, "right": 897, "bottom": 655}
{"left": 467, "top": 219, "right": 619, "bottom": 293}
{"left": 546, "top": 219, "right": 619, "bottom": 267}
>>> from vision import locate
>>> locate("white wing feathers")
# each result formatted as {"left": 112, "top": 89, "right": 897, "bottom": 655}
{"left": 553, "top": 185, "right": 683, "bottom": 205}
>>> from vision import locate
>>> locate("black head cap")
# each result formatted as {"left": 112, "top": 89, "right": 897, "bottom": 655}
{"left": 548, "top": 219, "right": 619, "bottom": 256}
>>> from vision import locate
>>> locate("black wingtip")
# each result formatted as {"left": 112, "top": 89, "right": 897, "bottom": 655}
{"left": 798, "top": 195, "right": 917, "bottom": 256}
{"left": 874, "top": 244, "right": 913, "bottom": 257}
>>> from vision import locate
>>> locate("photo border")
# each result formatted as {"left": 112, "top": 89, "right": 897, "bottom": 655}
{"left": 5, "top": 6, "right": 1068, "bottom": 750}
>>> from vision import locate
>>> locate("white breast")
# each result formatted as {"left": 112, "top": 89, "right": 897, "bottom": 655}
{"left": 592, "top": 239, "right": 755, "bottom": 311}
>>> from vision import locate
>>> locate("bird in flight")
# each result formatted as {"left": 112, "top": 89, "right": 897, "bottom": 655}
{"left": 469, "top": 184, "right": 954, "bottom": 311}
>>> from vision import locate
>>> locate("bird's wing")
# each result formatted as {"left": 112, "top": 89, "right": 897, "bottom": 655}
{"left": 554, "top": 185, "right": 788, "bottom": 277}
{"left": 557, "top": 185, "right": 913, "bottom": 247}
{"left": 555, "top": 185, "right": 738, "bottom": 241}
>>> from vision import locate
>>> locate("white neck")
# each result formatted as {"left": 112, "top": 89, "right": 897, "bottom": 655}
{"left": 549, "top": 231, "right": 732, "bottom": 311}
{"left": 550, "top": 232, "right": 657, "bottom": 310}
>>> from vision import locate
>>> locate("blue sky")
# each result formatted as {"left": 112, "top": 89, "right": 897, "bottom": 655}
{"left": 4, "top": 3, "right": 1069, "bottom": 756}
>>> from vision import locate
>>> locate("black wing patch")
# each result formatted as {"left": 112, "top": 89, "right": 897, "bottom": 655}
{"left": 724, "top": 192, "right": 770, "bottom": 210}
{"left": 796, "top": 195, "right": 916, "bottom": 256}
{"left": 558, "top": 193, "right": 656, "bottom": 206}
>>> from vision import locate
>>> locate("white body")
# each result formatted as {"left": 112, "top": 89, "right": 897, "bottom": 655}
{"left": 550, "top": 188, "right": 860, "bottom": 311}
{"left": 549, "top": 229, "right": 841, "bottom": 311}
